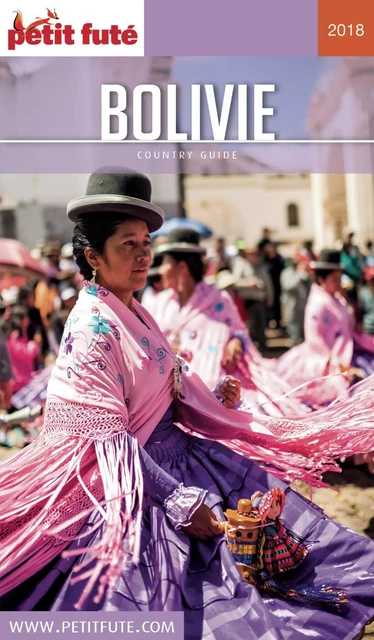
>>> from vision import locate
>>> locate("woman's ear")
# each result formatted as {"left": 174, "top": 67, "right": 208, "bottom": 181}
{"left": 84, "top": 248, "right": 100, "bottom": 271}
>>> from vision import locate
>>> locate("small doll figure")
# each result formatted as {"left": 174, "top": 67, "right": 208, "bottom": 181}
{"left": 223, "top": 499, "right": 262, "bottom": 585}
{"left": 224, "top": 491, "right": 348, "bottom": 613}
{"left": 251, "top": 487, "right": 308, "bottom": 576}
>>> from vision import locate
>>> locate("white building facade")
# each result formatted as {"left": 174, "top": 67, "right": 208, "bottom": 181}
{"left": 307, "top": 57, "right": 374, "bottom": 250}
{"left": 184, "top": 172, "right": 313, "bottom": 252}
{"left": 0, "top": 56, "right": 182, "bottom": 248}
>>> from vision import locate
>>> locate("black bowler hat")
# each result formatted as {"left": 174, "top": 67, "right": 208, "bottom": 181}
{"left": 310, "top": 249, "right": 343, "bottom": 270}
{"left": 154, "top": 228, "right": 206, "bottom": 256}
{"left": 147, "top": 254, "right": 163, "bottom": 277}
{"left": 67, "top": 168, "right": 164, "bottom": 233}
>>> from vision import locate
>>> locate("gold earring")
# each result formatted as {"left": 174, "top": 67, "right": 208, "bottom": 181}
{"left": 91, "top": 268, "right": 97, "bottom": 284}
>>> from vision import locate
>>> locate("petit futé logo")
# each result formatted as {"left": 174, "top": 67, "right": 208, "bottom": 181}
{"left": 8, "top": 7, "right": 138, "bottom": 50}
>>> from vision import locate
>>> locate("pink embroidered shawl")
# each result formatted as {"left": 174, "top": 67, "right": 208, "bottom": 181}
{"left": 144, "top": 283, "right": 309, "bottom": 417}
{"left": 275, "top": 284, "right": 374, "bottom": 405}
{"left": 2, "top": 283, "right": 374, "bottom": 608}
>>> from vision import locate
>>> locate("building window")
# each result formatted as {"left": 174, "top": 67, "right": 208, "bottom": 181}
{"left": 287, "top": 203, "right": 299, "bottom": 227}
{"left": 1, "top": 209, "right": 17, "bottom": 239}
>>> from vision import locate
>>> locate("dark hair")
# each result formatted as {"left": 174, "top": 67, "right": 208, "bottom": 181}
{"left": 17, "top": 284, "right": 36, "bottom": 307}
{"left": 1, "top": 305, "right": 29, "bottom": 338}
{"left": 72, "top": 213, "right": 132, "bottom": 279}
{"left": 167, "top": 251, "right": 204, "bottom": 283}
{"left": 315, "top": 268, "right": 339, "bottom": 282}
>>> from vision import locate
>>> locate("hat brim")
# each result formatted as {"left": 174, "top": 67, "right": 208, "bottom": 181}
{"left": 224, "top": 509, "right": 260, "bottom": 525}
{"left": 67, "top": 195, "right": 165, "bottom": 233}
{"left": 154, "top": 242, "right": 206, "bottom": 256}
{"left": 217, "top": 277, "right": 238, "bottom": 290}
{"left": 310, "top": 261, "right": 343, "bottom": 270}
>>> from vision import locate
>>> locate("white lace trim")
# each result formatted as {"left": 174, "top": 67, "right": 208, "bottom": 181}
{"left": 164, "top": 483, "right": 207, "bottom": 530}
{"left": 42, "top": 400, "right": 129, "bottom": 442}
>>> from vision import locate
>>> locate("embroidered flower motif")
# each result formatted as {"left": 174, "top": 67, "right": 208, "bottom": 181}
{"left": 215, "top": 301, "right": 225, "bottom": 312}
{"left": 140, "top": 337, "right": 167, "bottom": 374}
{"left": 89, "top": 315, "right": 111, "bottom": 335}
{"left": 85, "top": 285, "right": 99, "bottom": 297}
{"left": 64, "top": 332, "right": 74, "bottom": 354}
{"left": 209, "top": 345, "right": 218, "bottom": 353}
{"left": 224, "top": 318, "right": 232, "bottom": 326}
{"left": 189, "top": 330, "right": 197, "bottom": 340}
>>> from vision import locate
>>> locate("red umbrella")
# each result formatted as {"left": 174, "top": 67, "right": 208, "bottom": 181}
{"left": 0, "top": 274, "right": 27, "bottom": 291}
{"left": 0, "top": 239, "right": 47, "bottom": 279}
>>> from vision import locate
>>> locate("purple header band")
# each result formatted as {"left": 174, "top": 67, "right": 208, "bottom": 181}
{"left": 1, "top": 142, "right": 374, "bottom": 174}
{"left": 0, "top": 612, "right": 184, "bottom": 640}
{"left": 144, "top": 0, "right": 318, "bottom": 55}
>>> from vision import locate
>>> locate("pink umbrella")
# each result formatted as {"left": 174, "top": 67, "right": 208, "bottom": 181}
{"left": 0, "top": 239, "right": 47, "bottom": 278}
{"left": 0, "top": 275, "right": 27, "bottom": 291}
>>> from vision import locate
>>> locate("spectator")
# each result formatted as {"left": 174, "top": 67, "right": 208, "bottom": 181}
{"left": 0, "top": 327, "right": 14, "bottom": 410}
{"left": 341, "top": 241, "right": 363, "bottom": 301}
{"left": 365, "top": 240, "right": 374, "bottom": 266}
{"left": 40, "top": 242, "right": 61, "bottom": 279}
{"left": 359, "top": 267, "right": 374, "bottom": 335}
{"left": 215, "top": 270, "right": 248, "bottom": 323}
{"left": 59, "top": 243, "right": 79, "bottom": 274}
{"left": 215, "top": 237, "right": 232, "bottom": 272}
{"left": 34, "top": 276, "right": 60, "bottom": 336}
{"left": 343, "top": 228, "right": 361, "bottom": 255}
{"left": 298, "top": 240, "right": 317, "bottom": 265}
{"left": 17, "top": 284, "right": 49, "bottom": 357}
{"left": 1, "top": 306, "right": 40, "bottom": 394}
{"left": 262, "top": 242, "right": 285, "bottom": 329}
{"left": 281, "top": 254, "right": 311, "bottom": 346}
{"left": 257, "top": 227, "right": 272, "bottom": 255}
{"left": 50, "top": 285, "right": 79, "bottom": 347}
{"left": 232, "top": 247, "right": 273, "bottom": 351}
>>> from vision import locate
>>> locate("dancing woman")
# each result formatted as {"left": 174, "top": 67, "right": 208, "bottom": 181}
{"left": 1, "top": 170, "right": 374, "bottom": 640}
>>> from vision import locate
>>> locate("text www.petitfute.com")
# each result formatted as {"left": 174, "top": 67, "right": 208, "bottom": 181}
{"left": 9, "top": 620, "right": 176, "bottom": 634}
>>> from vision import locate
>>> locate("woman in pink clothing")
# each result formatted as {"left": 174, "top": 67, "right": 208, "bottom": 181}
{"left": 1, "top": 306, "right": 40, "bottom": 394}
{"left": 275, "top": 249, "right": 374, "bottom": 407}
{"left": 144, "top": 229, "right": 310, "bottom": 417}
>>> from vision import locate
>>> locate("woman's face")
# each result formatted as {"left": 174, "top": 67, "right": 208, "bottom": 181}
{"left": 321, "top": 270, "right": 342, "bottom": 295}
{"left": 268, "top": 499, "right": 282, "bottom": 520}
{"left": 89, "top": 219, "right": 152, "bottom": 294}
{"left": 159, "top": 255, "right": 180, "bottom": 291}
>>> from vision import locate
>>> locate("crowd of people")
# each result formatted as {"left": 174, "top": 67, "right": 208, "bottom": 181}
{"left": 0, "top": 242, "right": 80, "bottom": 414}
{"left": 142, "top": 227, "right": 374, "bottom": 350}
{"left": 2, "top": 225, "right": 374, "bottom": 418}
{"left": 1, "top": 170, "right": 374, "bottom": 639}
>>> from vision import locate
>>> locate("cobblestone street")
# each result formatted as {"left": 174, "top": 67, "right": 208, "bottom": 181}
{"left": 296, "top": 465, "right": 374, "bottom": 638}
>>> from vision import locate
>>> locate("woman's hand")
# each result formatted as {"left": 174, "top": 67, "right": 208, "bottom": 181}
{"left": 182, "top": 504, "right": 225, "bottom": 541}
{"left": 222, "top": 337, "right": 243, "bottom": 371}
{"left": 218, "top": 376, "right": 241, "bottom": 408}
